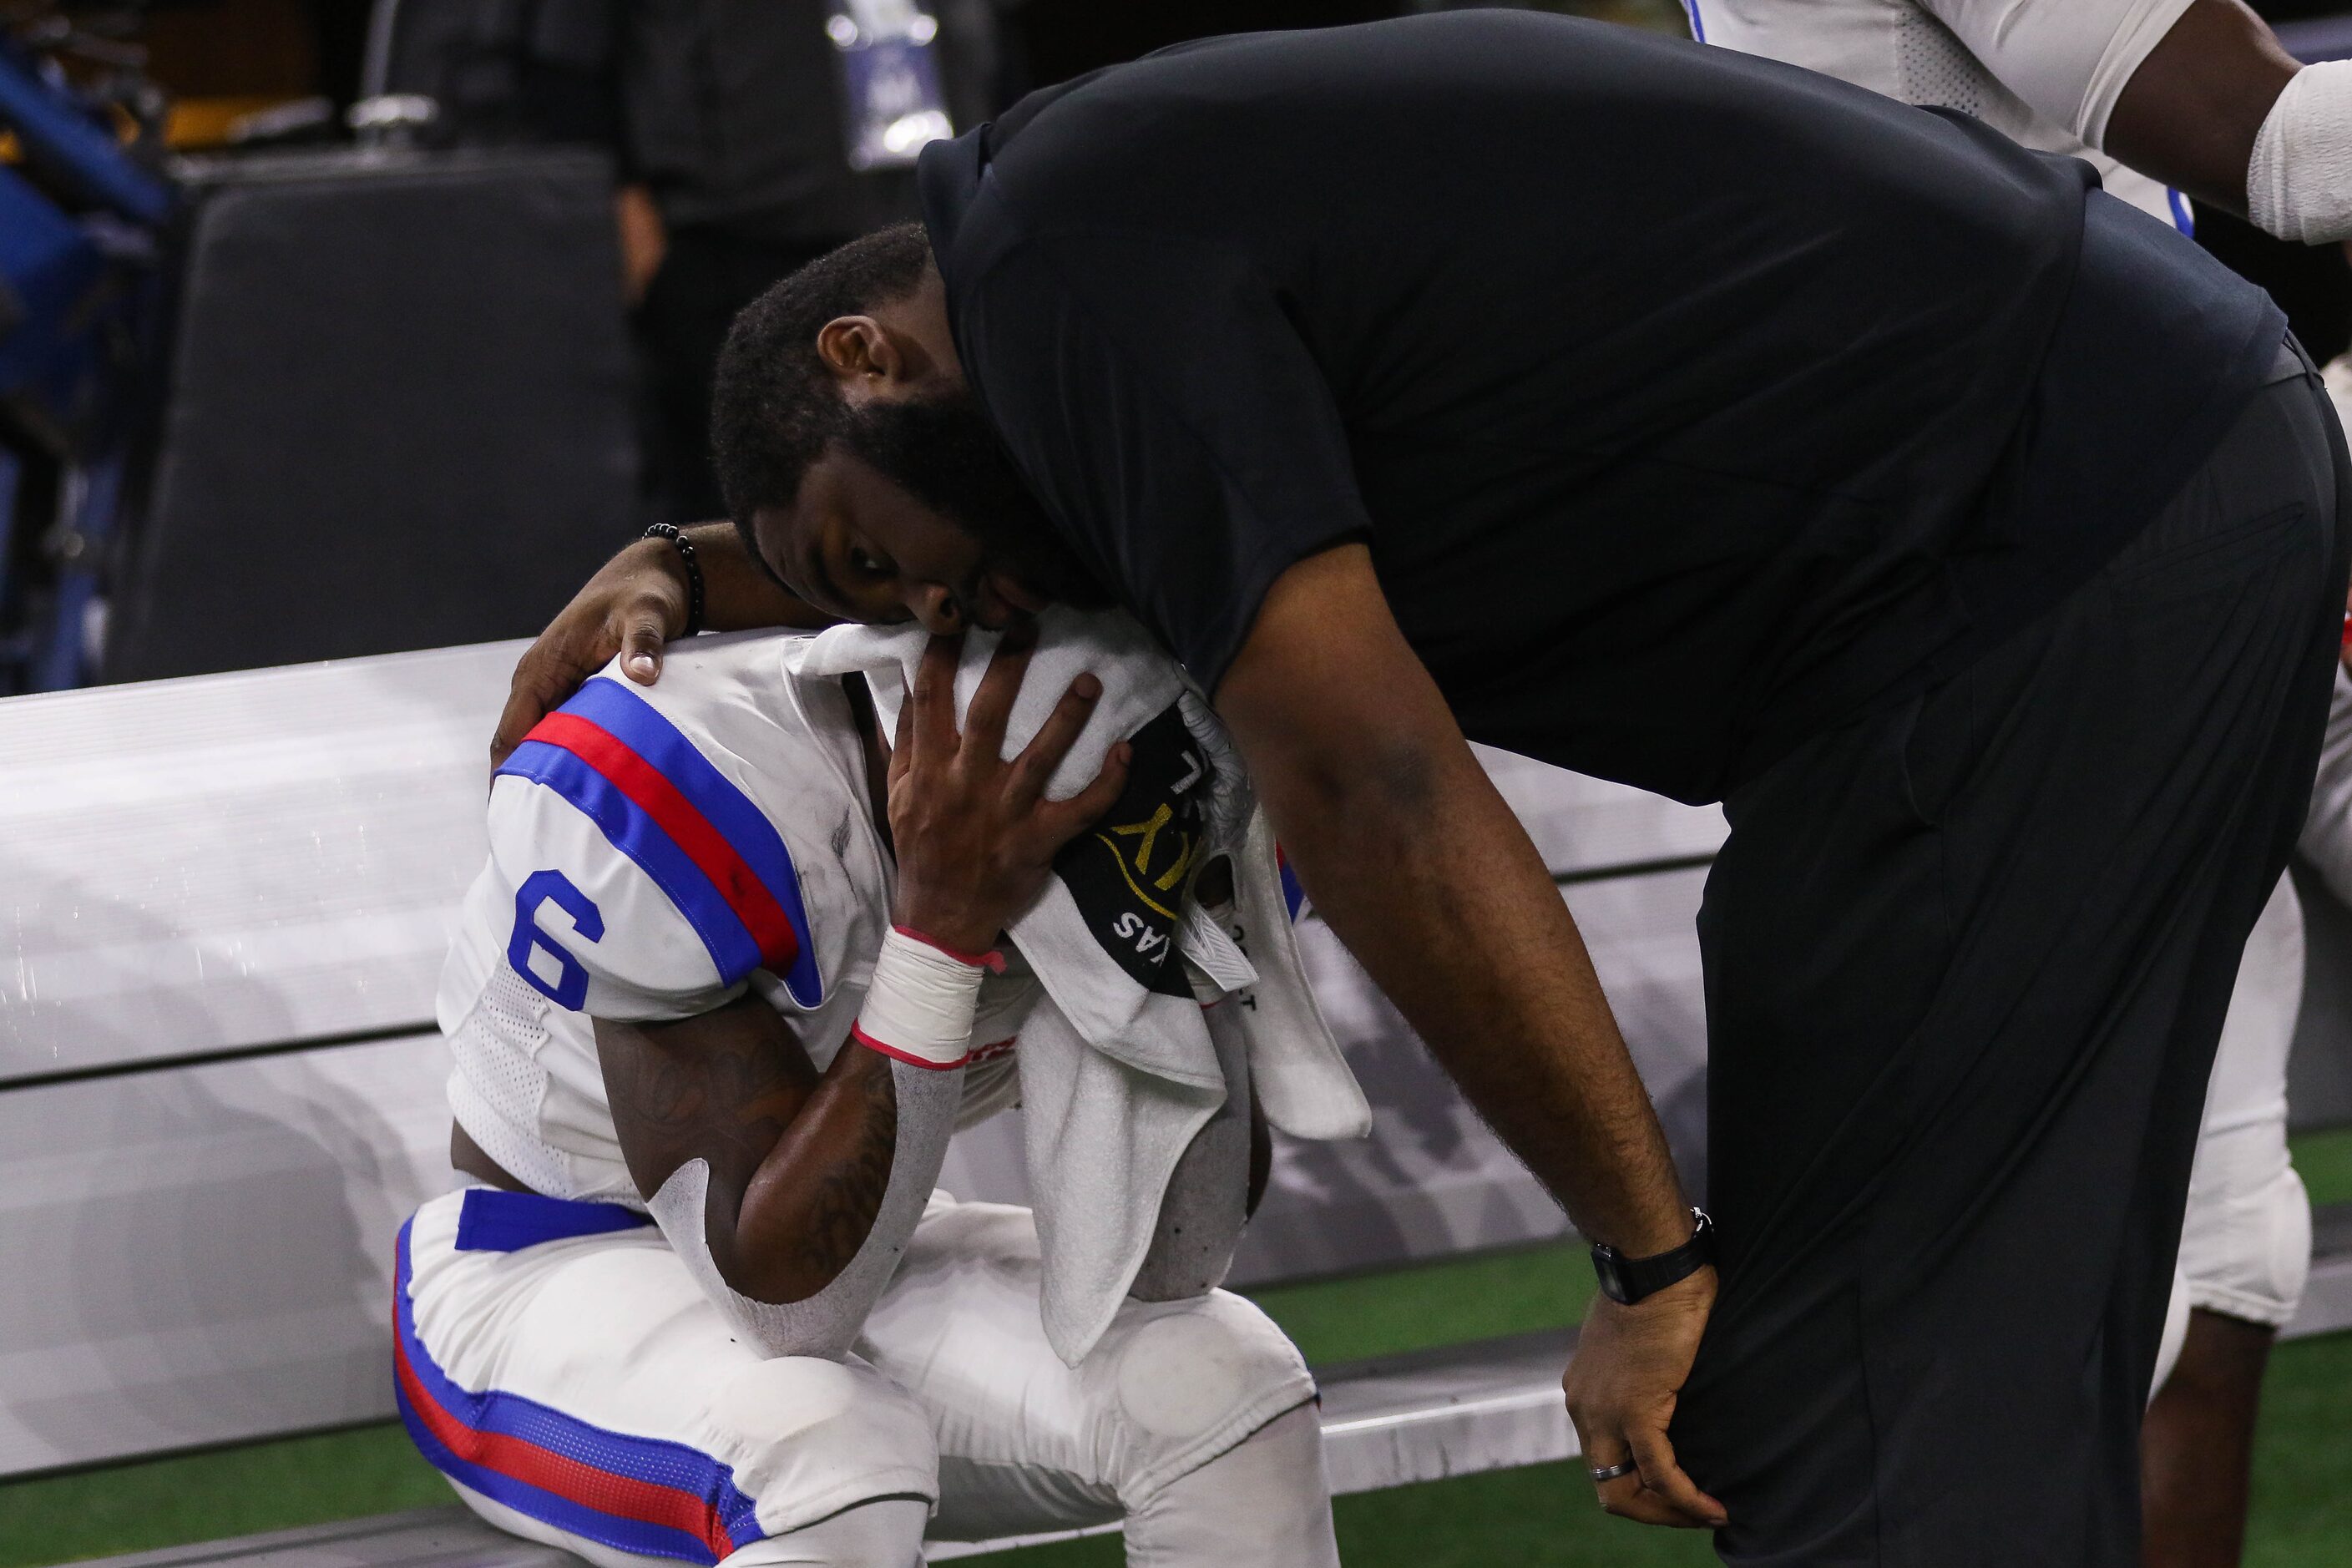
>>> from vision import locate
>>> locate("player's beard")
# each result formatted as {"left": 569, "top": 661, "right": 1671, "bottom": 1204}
{"left": 838, "top": 390, "right": 1115, "bottom": 610}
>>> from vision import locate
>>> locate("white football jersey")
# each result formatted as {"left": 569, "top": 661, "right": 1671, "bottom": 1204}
{"left": 1692, "top": 0, "right": 2196, "bottom": 231}
{"left": 438, "top": 631, "right": 1025, "bottom": 1206}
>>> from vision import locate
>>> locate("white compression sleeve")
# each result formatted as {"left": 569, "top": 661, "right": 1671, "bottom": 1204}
{"left": 648, "top": 930, "right": 988, "bottom": 1360}
{"left": 1920, "top": 0, "right": 2195, "bottom": 146}
{"left": 648, "top": 1055, "right": 964, "bottom": 1361}
{"left": 2250, "top": 62, "right": 2352, "bottom": 242}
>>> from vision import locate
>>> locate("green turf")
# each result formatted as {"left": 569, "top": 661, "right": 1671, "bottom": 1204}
{"left": 1246, "top": 1238, "right": 1598, "bottom": 1365}
{"left": 6, "top": 1234, "right": 2350, "bottom": 1568}
{"left": 2289, "top": 1125, "right": 2352, "bottom": 1208}
{"left": 0, "top": 1424, "right": 448, "bottom": 1568}
{"left": 2245, "top": 1330, "right": 2352, "bottom": 1567}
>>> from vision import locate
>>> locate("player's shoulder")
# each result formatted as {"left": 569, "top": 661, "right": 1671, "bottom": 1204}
{"left": 1693, "top": 0, "right": 1915, "bottom": 74}
{"left": 484, "top": 630, "right": 885, "bottom": 1020}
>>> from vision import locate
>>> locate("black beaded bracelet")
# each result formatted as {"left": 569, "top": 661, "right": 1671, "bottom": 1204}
{"left": 643, "top": 523, "right": 705, "bottom": 638}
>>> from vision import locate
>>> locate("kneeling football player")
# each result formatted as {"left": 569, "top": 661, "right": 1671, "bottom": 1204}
{"left": 396, "top": 625, "right": 1348, "bottom": 1568}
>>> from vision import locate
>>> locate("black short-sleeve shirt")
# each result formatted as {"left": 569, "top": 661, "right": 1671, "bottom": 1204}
{"left": 918, "top": 13, "right": 2283, "bottom": 804}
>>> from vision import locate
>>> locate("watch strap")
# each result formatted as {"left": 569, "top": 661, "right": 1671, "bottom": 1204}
{"left": 1591, "top": 1208, "right": 1715, "bottom": 1306}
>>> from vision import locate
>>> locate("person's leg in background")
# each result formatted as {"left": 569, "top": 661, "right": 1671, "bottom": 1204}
{"left": 1676, "top": 347, "right": 2349, "bottom": 1567}
{"left": 2143, "top": 874, "right": 2314, "bottom": 1568}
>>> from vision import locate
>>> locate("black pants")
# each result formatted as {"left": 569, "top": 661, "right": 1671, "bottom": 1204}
{"left": 1674, "top": 341, "right": 2350, "bottom": 1566}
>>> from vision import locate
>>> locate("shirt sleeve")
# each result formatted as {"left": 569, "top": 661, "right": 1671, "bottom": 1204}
{"left": 1917, "top": 0, "right": 2198, "bottom": 148}
{"left": 487, "top": 666, "right": 831, "bottom": 1023}
{"left": 956, "top": 226, "right": 1374, "bottom": 693}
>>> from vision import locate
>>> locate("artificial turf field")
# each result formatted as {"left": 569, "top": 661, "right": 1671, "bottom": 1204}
{"left": 11, "top": 1126, "right": 2352, "bottom": 1568}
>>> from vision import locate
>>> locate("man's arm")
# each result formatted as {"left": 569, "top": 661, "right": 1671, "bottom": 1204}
{"left": 2105, "top": 0, "right": 2300, "bottom": 215}
{"left": 1213, "top": 545, "right": 1722, "bottom": 1529}
{"left": 493, "top": 524, "right": 827, "bottom": 766}
{"left": 596, "top": 994, "right": 903, "bottom": 1305}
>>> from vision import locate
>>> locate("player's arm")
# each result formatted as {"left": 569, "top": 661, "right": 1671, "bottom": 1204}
{"left": 1214, "top": 544, "right": 1724, "bottom": 1530}
{"left": 596, "top": 995, "right": 903, "bottom": 1305}
{"left": 2104, "top": 0, "right": 2299, "bottom": 215}
{"left": 593, "top": 632, "right": 1124, "bottom": 1321}
{"left": 1920, "top": 0, "right": 2309, "bottom": 228}
{"left": 493, "top": 524, "right": 830, "bottom": 766}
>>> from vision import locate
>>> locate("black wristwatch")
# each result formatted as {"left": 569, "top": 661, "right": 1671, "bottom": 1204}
{"left": 1591, "top": 1208, "right": 1716, "bottom": 1306}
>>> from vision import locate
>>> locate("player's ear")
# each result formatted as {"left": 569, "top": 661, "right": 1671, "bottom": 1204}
{"left": 816, "top": 315, "right": 900, "bottom": 387}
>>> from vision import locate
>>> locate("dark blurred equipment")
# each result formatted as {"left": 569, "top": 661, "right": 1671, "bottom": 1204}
{"left": 0, "top": 13, "right": 174, "bottom": 692}
{"left": 102, "top": 144, "right": 640, "bottom": 680}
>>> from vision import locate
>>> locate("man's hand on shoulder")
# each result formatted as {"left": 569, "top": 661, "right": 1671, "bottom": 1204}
{"left": 492, "top": 523, "right": 831, "bottom": 769}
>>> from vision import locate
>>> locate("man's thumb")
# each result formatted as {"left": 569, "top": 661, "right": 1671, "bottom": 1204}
{"left": 621, "top": 615, "right": 665, "bottom": 684}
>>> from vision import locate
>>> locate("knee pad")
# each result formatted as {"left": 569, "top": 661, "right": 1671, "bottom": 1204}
{"left": 706, "top": 1354, "right": 941, "bottom": 1541}
{"left": 1089, "top": 1290, "right": 1318, "bottom": 1506}
{"left": 2180, "top": 1120, "right": 2313, "bottom": 1328}
{"left": 720, "top": 1498, "right": 929, "bottom": 1568}
{"left": 1124, "top": 1402, "right": 1338, "bottom": 1568}
{"left": 648, "top": 1056, "right": 963, "bottom": 1361}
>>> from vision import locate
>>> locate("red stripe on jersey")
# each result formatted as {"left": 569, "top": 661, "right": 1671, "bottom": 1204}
{"left": 530, "top": 711, "right": 802, "bottom": 974}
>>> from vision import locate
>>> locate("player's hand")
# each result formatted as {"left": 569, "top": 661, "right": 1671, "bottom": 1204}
{"left": 1561, "top": 1265, "right": 1727, "bottom": 1530}
{"left": 888, "top": 628, "right": 1131, "bottom": 953}
{"left": 493, "top": 537, "right": 691, "bottom": 768}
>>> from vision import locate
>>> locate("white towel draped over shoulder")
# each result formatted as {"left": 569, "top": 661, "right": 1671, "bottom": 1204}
{"left": 787, "top": 608, "right": 1369, "bottom": 1364}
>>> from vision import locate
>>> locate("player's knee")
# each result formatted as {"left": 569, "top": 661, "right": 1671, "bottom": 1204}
{"left": 708, "top": 1356, "right": 939, "bottom": 1525}
{"left": 1094, "top": 1291, "right": 1316, "bottom": 1505}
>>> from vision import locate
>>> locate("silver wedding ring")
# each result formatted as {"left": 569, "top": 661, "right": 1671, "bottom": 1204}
{"left": 1588, "top": 1459, "right": 1639, "bottom": 1485}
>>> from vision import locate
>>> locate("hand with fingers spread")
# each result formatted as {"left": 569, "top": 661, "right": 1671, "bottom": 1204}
{"left": 888, "top": 629, "right": 1133, "bottom": 953}
{"left": 1561, "top": 1263, "right": 1727, "bottom": 1530}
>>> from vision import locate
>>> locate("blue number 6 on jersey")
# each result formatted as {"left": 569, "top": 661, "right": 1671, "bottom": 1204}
{"left": 508, "top": 869, "right": 604, "bottom": 1009}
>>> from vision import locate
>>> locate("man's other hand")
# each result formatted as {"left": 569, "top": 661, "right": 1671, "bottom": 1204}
{"left": 1563, "top": 1264, "right": 1727, "bottom": 1530}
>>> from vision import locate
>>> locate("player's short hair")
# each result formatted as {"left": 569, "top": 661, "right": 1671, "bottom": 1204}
{"left": 711, "top": 221, "right": 937, "bottom": 546}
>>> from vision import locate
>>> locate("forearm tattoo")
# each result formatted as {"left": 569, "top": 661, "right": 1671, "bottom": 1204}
{"left": 787, "top": 1060, "right": 898, "bottom": 1287}
{"left": 597, "top": 1004, "right": 906, "bottom": 1302}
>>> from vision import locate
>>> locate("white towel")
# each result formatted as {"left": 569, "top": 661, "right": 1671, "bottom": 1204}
{"left": 787, "top": 608, "right": 1369, "bottom": 1363}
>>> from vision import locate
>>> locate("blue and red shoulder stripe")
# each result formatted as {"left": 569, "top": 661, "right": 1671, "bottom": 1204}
{"left": 498, "top": 677, "right": 824, "bottom": 1006}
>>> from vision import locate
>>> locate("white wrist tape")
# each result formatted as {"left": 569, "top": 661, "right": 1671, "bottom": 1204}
{"left": 851, "top": 926, "right": 996, "bottom": 1069}
{"left": 2248, "top": 62, "right": 2352, "bottom": 244}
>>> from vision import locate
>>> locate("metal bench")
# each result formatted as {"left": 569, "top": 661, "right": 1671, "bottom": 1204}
{"left": 4, "top": 640, "right": 2348, "bottom": 1564}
